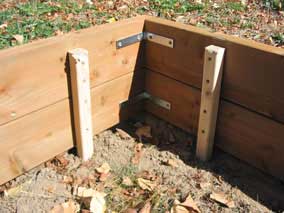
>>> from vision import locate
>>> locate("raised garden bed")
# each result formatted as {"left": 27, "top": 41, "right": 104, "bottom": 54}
{"left": 0, "top": 15, "right": 284, "bottom": 211}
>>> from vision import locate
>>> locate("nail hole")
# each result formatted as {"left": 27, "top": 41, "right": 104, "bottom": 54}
{"left": 169, "top": 41, "right": 172, "bottom": 45}
{"left": 149, "top": 35, "right": 153, "bottom": 39}
{"left": 203, "top": 109, "right": 207, "bottom": 114}
{"left": 206, "top": 80, "right": 210, "bottom": 84}
{"left": 208, "top": 57, "right": 212, "bottom": 61}
{"left": 202, "top": 130, "right": 205, "bottom": 134}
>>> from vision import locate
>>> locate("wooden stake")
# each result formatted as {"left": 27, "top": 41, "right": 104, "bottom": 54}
{"left": 68, "top": 48, "right": 94, "bottom": 161}
{"left": 196, "top": 45, "right": 225, "bottom": 161}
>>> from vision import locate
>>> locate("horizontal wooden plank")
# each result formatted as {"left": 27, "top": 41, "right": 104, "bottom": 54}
{"left": 0, "top": 16, "right": 145, "bottom": 125}
{"left": 145, "top": 70, "right": 200, "bottom": 134}
{"left": 0, "top": 71, "right": 144, "bottom": 184}
{"left": 145, "top": 70, "right": 284, "bottom": 181}
{"left": 144, "top": 16, "right": 284, "bottom": 124}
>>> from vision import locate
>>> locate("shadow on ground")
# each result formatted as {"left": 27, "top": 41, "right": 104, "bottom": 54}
{"left": 115, "top": 113, "right": 284, "bottom": 212}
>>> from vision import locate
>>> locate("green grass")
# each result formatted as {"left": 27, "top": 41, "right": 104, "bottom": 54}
{"left": 0, "top": 0, "right": 104, "bottom": 49}
{"left": 148, "top": 0, "right": 204, "bottom": 16}
{"left": 0, "top": 0, "right": 283, "bottom": 50}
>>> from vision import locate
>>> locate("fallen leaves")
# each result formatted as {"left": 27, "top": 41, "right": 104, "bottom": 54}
{"left": 50, "top": 200, "right": 79, "bottom": 213}
{"left": 0, "top": 23, "right": 7, "bottom": 29}
{"left": 4, "top": 185, "right": 22, "bottom": 197}
{"left": 171, "top": 194, "right": 200, "bottom": 213}
{"left": 137, "top": 178, "right": 156, "bottom": 192}
{"left": 75, "top": 187, "right": 106, "bottom": 213}
{"left": 210, "top": 192, "right": 235, "bottom": 208}
{"left": 89, "top": 191, "right": 106, "bottom": 213}
{"left": 122, "top": 176, "right": 134, "bottom": 186}
{"left": 76, "top": 187, "right": 98, "bottom": 197}
{"left": 96, "top": 163, "right": 111, "bottom": 174}
{"left": 95, "top": 163, "right": 111, "bottom": 182}
{"left": 139, "top": 202, "right": 151, "bottom": 213}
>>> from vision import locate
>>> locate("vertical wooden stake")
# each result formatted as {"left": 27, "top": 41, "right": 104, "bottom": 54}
{"left": 196, "top": 45, "right": 225, "bottom": 161}
{"left": 68, "top": 48, "right": 94, "bottom": 161}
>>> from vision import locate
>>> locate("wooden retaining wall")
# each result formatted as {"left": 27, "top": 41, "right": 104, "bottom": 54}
{"left": 0, "top": 15, "right": 284, "bottom": 184}
{"left": 144, "top": 17, "right": 284, "bottom": 180}
{"left": 0, "top": 16, "right": 145, "bottom": 184}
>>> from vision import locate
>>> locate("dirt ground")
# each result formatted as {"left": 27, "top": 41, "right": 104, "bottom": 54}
{"left": 1, "top": 114, "right": 284, "bottom": 212}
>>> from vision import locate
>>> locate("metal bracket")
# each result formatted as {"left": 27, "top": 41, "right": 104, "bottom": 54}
{"left": 119, "top": 92, "right": 171, "bottom": 110}
{"left": 116, "top": 32, "right": 174, "bottom": 49}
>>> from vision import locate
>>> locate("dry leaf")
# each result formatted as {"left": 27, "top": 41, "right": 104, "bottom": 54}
{"left": 77, "top": 187, "right": 97, "bottom": 197}
{"left": 135, "top": 126, "right": 152, "bottom": 141}
{"left": 171, "top": 195, "right": 200, "bottom": 213}
{"left": 96, "top": 163, "right": 111, "bottom": 174}
{"left": 180, "top": 194, "right": 200, "bottom": 213}
{"left": 139, "top": 202, "right": 151, "bottom": 213}
{"left": 63, "top": 176, "right": 73, "bottom": 184}
{"left": 4, "top": 186, "right": 21, "bottom": 197}
{"left": 13, "top": 35, "right": 24, "bottom": 44}
{"left": 122, "top": 176, "right": 134, "bottom": 186}
{"left": 89, "top": 191, "right": 106, "bottom": 213}
{"left": 99, "top": 173, "right": 109, "bottom": 182}
{"left": 116, "top": 128, "right": 131, "bottom": 139}
{"left": 170, "top": 200, "right": 187, "bottom": 213}
{"left": 137, "top": 178, "right": 156, "bottom": 191}
{"left": 125, "top": 208, "right": 137, "bottom": 213}
{"left": 210, "top": 192, "right": 235, "bottom": 208}
{"left": 0, "top": 23, "right": 7, "bottom": 29}
{"left": 50, "top": 200, "right": 78, "bottom": 213}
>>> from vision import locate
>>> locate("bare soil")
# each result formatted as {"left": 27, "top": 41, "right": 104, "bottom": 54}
{"left": 0, "top": 114, "right": 284, "bottom": 212}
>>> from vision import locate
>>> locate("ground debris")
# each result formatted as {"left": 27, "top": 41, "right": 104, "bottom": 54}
{"left": 50, "top": 200, "right": 79, "bottom": 213}
{"left": 96, "top": 163, "right": 111, "bottom": 175}
{"left": 139, "top": 201, "right": 151, "bottom": 213}
{"left": 171, "top": 194, "right": 200, "bottom": 213}
{"left": 12, "top": 35, "right": 24, "bottom": 44}
{"left": 116, "top": 128, "right": 132, "bottom": 140}
{"left": 137, "top": 178, "right": 156, "bottom": 191}
{"left": 132, "top": 143, "right": 144, "bottom": 164}
{"left": 122, "top": 177, "right": 134, "bottom": 186}
{"left": 135, "top": 125, "right": 152, "bottom": 142}
{"left": 210, "top": 192, "right": 235, "bottom": 208}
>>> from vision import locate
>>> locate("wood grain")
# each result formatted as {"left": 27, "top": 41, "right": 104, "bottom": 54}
{"left": 145, "top": 70, "right": 201, "bottom": 135}
{"left": 0, "top": 72, "right": 144, "bottom": 184}
{"left": 145, "top": 70, "right": 284, "bottom": 180}
{"left": 0, "top": 16, "right": 145, "bottom": 125}
{"left": 196, "top": 45, "right": 225, "bottom": 161}
{"left": 69, "top": 49, "right": 94, "bottom": 161}
{"left": 144, "top": 16, "right": 284, "bottom": 124}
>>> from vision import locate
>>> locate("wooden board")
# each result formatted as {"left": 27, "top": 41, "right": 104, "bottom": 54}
{"left": 0, "top": 72, "right": 144, "bottom": 184}
{"left": 145, "top": 70, "right": 200, "bottom": 134}
{"left": 144, "top": 16, "right": 284, "bottom": 124}
{"left": 145, "top": 70, "right": 284, "bottom": 181}
{"left": 0, "top": 16, "right": 145, "bottom": 125}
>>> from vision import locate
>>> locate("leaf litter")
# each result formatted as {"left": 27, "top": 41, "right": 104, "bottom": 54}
{"left": 0, "top": 114, "right": 283, "bottom": 212}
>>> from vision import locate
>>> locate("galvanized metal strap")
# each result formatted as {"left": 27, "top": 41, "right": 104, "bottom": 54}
{"left": 116, "top": 32, "right": 174, "bottom": 49}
